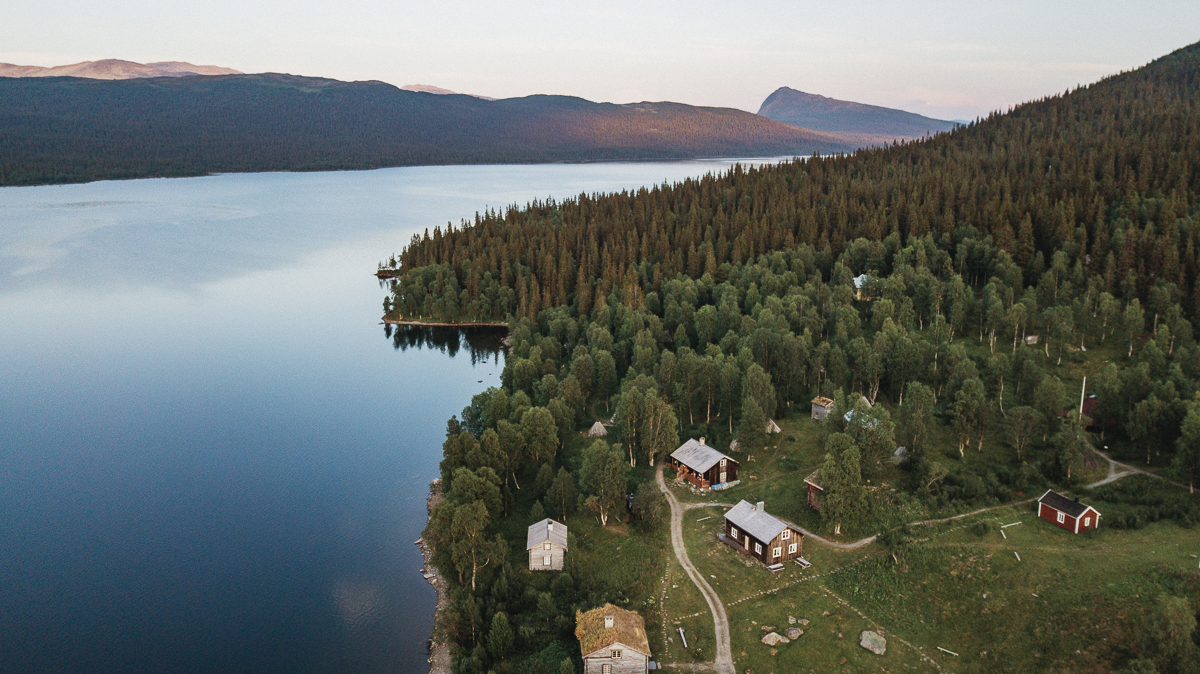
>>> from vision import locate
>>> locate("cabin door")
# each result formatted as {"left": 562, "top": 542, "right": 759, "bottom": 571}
{"left": 720, "top": 471, "right": 726, "bottom": 482}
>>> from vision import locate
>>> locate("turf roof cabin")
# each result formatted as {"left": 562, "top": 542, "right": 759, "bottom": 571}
{"left": 811, "top": 396, "right": 835, "bottom": 421}
{"left": 724, "top": 500, "right": 803, "bottom": 566}
{"left": 526, "top": 518, "right": 567, "bottom": 571}
{"left": 669, "top": 437, "right": 737, "bottom": 490}
{"left": 575, "top": 604, "right": 651, "bottom": 674}
{"left": 1038, "top": 490, "right": 1102, "bottom": 534}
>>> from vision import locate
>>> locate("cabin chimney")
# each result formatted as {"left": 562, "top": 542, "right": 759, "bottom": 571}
{"left": 756, "top": 501, "right": 765, "bottom": 512}
{"left": 699, "top": 437, "right": 706, "bottom": 446}
{"left": 548, "top": 522, "right": 553, "bottom": 532}
{"left": 604, "top": 615, "right": 614, "bottom": 629}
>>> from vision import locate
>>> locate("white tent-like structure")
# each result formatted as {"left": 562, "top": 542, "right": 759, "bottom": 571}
{"left": 586, "top": 421, "right": 608, "bottom": 437}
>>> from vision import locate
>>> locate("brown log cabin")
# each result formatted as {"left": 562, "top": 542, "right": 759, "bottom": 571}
{"left": 669, "top": 438, "right": 737, "bottom": 490}
{"left": 723, "top": 500, "right": 804, "bottom": 566}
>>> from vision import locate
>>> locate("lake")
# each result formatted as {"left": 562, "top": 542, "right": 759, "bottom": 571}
{"left": 0, "top": 159, "right": 781, "bottom": 673}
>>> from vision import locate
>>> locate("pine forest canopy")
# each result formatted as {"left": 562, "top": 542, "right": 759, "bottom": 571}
{"left": 389, "top": 40, "right": 1200, "bottom": 479}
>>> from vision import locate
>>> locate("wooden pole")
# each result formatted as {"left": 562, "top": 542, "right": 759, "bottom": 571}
{"left": 1079, "top": 376, "right": 1087, "bottom": 418}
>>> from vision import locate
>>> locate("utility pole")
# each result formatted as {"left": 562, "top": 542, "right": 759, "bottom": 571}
{"left": 1079, "top": 376, "right": 1087, "bottom": 422}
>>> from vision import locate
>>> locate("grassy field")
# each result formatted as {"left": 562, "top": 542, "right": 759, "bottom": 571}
{"left": 666, "top": 473, "right": 1200, "bottom": 673}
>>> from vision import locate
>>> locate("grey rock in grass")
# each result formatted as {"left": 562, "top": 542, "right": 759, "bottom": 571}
{"left": 761, "top": 632, "right": 790, "bottom": 646}
{"left": 786, "top": 627, "right": 802, "bottom": 639}
{"left": 860, "top": 630, "right": 886, "bottom": 655}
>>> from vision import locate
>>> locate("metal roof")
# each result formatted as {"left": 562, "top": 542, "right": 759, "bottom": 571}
{"left": 671, "top": 438, "right": 735, "bottom": 473}
{"left": 526, "top": 518, "right": 569, "bottom": 551}
{"left": 724, "top": 500, "right": 790, "bottom": 543}
{"left": 1038, "top": 490, "right": 1098, "bottom": 519}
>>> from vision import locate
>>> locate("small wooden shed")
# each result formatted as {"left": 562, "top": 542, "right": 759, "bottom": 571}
{"left": 527, "top": 518, "right": 568, "bottom": 570}
{"left": 723, "top": 500, "right": 804, "bottom": 566}
{"left": 803, "top": 469, "right": 824, "bottom": 511}
{"left": 1037, "top": 490, "right": 1101, "bottom": 534}
{"left": 811, "top": 397, "right": 835, "bottom": 421}
{"left": 575, "top": 603, "right": 650, "bottom": 674}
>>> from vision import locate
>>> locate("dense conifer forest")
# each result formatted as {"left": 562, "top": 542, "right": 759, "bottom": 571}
{"left": 0, "top": 74, "right": 850, "bottom": 186}
{"left": 394, "top": 42, "right": 1200, "bottom": 673}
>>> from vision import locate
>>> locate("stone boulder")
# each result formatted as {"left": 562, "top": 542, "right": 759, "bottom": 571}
{"left": 786, "top": 627, "right": 802, "bottom": 640}
{"left": 761, "top": 632, "right": 790, "bottom": 646}
{"left": 859, "top": 630, "right": 886, "bottom": 655}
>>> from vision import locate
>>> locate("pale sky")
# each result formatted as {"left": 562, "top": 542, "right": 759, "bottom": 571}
{"left": 3, "top": 0, "right": 1198, "bottom": 121}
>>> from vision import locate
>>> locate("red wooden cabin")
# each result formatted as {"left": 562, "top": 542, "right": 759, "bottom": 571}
{"left": 1037, "top": 489, "right": 1101, "bottom": 534}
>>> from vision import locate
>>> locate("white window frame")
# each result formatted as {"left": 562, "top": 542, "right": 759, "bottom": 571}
{"left": 720, "top": 458, "right": 726, "bottom": 466}
{"left": 543, "top": 555, "right": 551, "bottom": 566}
{"left": 611, "top": 649, "right": 622, "bottom": 659}
{"left": 788, "top": 543, "right": 797, "bottom": 554}
{"left": 781, "top": 530, "right": 790, "bottom": 540}
{"left": 730, "top": 526, "right": 738, "bottom": 539}
{"left": 754, "top": 543, "right": 762, "bottom": 554}
{"left": 1084, "top": 517, "right": 1090, "bottom": 527}
{"left": 544, "top": 542, "right": 551, "bottom": 550}
{"left": 773, "top": 547, "right": 782, "bottom": 558}
{"left": 602, "top": 665, "right": 612, "bottom": 674}
{"left": 1056, "top": 512, "right": 1065, "bottom": 524}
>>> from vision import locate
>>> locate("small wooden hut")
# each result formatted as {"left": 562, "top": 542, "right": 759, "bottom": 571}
{"left": 811, "top": 397, "right": 835, "bottom": 421}
{"left": 723, "top": 500, "right": 804, "bottom": 566}
{"left": 669, "top": 438, "right": 737, "bottom": 490}
{"left": 1037, "top": 490, "right": 1101, "bottom": 534}
{"left": 803, "top": 469, "right": 824, "bottom": 511}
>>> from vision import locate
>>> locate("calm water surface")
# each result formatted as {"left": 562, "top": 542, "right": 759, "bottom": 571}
{"left": 0, "top": 160, "right": 781, "bottom": 673}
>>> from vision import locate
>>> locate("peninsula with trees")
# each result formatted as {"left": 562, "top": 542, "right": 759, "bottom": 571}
{"left": 400, "top": 41, "right": 1200, "bottom": 674}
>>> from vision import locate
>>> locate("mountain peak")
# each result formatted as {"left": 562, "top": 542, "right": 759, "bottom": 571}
{"left": 758, "top": 87, "right": 955, "bottom": 143}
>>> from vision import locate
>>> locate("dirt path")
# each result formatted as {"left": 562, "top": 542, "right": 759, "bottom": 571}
{"left": 1084, "top": 448, "right": 1189, "bottom": 489}
{"left": 656, "top": 466, "right": 735, "bottom": 674}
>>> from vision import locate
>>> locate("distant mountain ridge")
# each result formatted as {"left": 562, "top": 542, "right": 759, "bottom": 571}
{"left": 400, "top": 83, "right": 496, "bottom": 100}
{"left": 0, "top": 59, "right": 241, "bottom": 80}
{"left": 758, "top": 87, "right": 956, "bottom": 145}
{"left": 0, "top": 73, "right": 854, "bottom": 186}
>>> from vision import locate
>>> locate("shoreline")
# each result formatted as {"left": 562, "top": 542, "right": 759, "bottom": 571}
{"left": 417, "top": 479, "right": 451, "bottom": 674}
{"left": 382, "top": 316, "right": 509, "bottom": 329}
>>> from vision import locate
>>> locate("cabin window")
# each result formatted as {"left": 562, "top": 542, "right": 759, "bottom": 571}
{"left": 1057, "top": 512, "right": 1065, "bottom": 524}
{"left": 611, "top": 650, "right": 622, "bottom": 659}
{"left": 1084, "top": 517, "right": 1090, "bottom": 526}
{"left": 543, "top": 555, "right": 551, "bottom": 566}
{"left": 544, "top": 542, "right": 551, "bottom": 550}
{"left": 754, "top": 543, "right": 762, "bottom": 554}
{"left": 788, "top": 543, "right": 797, "bottom": 554}
{"left": 773, "top": 547, "right": 782, "bottom": 558}
{"left": 720, "top": 458, "right": 726, "bottom": 467}
{"left": 729, "top": 527, "right": 738, "bottom": 539}
{"left": 602, "top": 665, "right": 612, "bottom": 674}
{"left": 781, "top": 530, "right": 790, "bottom": 540}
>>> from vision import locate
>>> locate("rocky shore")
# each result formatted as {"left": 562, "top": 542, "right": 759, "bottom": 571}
{"left": 417, "top": 479, "right": 451, "bottom": 674}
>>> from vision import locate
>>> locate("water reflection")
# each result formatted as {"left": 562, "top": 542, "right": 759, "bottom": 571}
{"left": 385, "top": 324, "right": 507, "bottom": 365}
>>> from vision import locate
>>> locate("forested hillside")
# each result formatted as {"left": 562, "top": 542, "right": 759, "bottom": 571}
{"left": 393, "top": 42, "right": 1200, "bottom": 673}
{"left": 0, "top": 74, "right": 850, "bottom": 186}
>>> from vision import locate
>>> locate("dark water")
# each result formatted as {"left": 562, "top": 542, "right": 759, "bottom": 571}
{"left": 0, "top": 160, "right": 781, "bottom": 673}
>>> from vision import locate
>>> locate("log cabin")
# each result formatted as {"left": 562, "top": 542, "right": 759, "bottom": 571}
{"left": 575, "top": 603, "right": 650, "bottom": 674}
{"left": 723, "top": 500, "right": 804, "bottom": 566}
{"left": 669, "top": 438, "right": 737, "bottom": 490}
